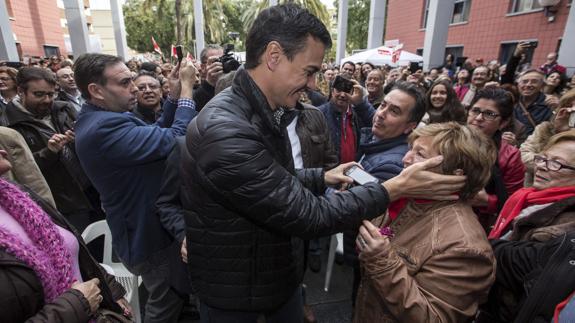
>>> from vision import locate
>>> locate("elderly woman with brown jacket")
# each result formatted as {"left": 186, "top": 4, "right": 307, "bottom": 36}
{"left": 353, "top": 122, "right": 497, "bottom": 323}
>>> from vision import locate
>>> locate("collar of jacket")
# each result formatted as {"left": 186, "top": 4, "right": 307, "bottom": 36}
{"left": 359, "top": 129, "right": 408, "bottom": 155}
{"left": 232, "top": 66, "right": 304, "bottom": 136}
{"left": 5, "top": 98, "right": 65, "bottom": 126}
{"left": 327, "top": 101, "right": 351, "bottom": 117}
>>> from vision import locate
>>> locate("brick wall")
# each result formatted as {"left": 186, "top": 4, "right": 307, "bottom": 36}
{"left": 385, "top": 0, "right": 570, "bottom": 68}
{"left": 8, "top": 0, "right": 67, "bottom": 57}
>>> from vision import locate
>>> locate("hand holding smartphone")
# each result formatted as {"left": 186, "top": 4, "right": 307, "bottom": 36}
{"left": 344, "top": 165, "right": 379, "bottom": 185}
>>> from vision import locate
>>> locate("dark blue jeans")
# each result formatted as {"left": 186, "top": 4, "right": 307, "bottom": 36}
{"left": 199, "top": 286, "right": 303, "bottom": 323}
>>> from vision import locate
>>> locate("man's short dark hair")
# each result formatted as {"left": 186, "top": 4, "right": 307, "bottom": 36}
{"left": 74, "top": 53, "right": 124, "bottom": 100}
{"left": 390, "top": 81, "right": 426, "bottom": 124}
{"left": 245, "top": 4, "right": 332, "bottom": 70}
{"left": 341, "top": 61, "right": 356, "bottom": 73}
{"left": 140, "top": 62, "right": 159, "bottom": 73}
{"left": 16, "top": 67, "right": 57, "bottom": 91}
{"left": 200, "top": 44, "right": 223, "bottom": 64}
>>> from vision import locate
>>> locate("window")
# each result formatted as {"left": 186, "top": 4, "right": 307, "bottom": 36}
{"left": 43, "top": 45, "right": 61, "bottom": 57}
{"left": 422, "top": 0, "right": 472, "bottom": 28}
{"left": 508, "top": 0, "right": 542, "bottom": 13}
{"left": 452, "top": 0, "right": 472, "bottom": 24}
{"left": 499, "top": 41, "right": 537, "bottom": 64}
{"left": 416, "top": 48, "right": 424, "bottom": 56}
{"left": 445, "top": 46, "right": 464, "bottom": 62}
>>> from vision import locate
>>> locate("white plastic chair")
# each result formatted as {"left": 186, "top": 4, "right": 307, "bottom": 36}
{"left": 82, "top": 220, "right": 141, "bottom": 323}
{"left": 324, "top": 233, "right": 344, "bottom": 292}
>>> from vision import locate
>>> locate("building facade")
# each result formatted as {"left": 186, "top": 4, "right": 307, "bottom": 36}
{"left": 385, "top": 0, "right": 572, "bottom": 68}
{"left": 5, "top": 0, "right": 68, "bottom": 58}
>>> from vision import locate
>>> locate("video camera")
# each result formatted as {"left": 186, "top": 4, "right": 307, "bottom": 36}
{"left": 217, "top": 44, "right": 240, "bottom": 73}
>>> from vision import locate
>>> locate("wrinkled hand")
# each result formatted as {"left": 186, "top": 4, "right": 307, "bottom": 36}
{"left": 181, "top": 237, "right": 188, "bottom": 264}
{"left": 347, "top": 80, "right": 365, "bottom": 106}
{"left": 469, "top": 189, "right": 489, "bottom": 207}
{"left": 324, "top": 162, "right": 359, "bottom": 187}
{"left": 502, "top": 131, "right": 517, "bottom": 146}
{"left": 64, "top": 129, "right": 75, "bottom": 143}
{"left": 47, "top": 133, "right": 72, "bottom": 153}
{"left": 383, "top": 156, "right": 466, "bottom": 201}
{"left": 356, "top": 220, "right": 391, "bottom": 259}
{"left": 72, "top": 278, "right": 102, "bottom": 314}
{"left": 206, "top": 56, "right": 224, "bottom": 86}
{"left": 179, "top": 60, "right": 198, "bottom": 98}
{"left": 513, "top": 42, "right": 530, "bottom": 58}
{"left": 553, "top": 106, "right": 575, "bottom": 132}
{"left": 168, "top": 61, "right": 182, "bottom": 99}
{"left": 116, "top": 297, "right": 133, "bottom": 319}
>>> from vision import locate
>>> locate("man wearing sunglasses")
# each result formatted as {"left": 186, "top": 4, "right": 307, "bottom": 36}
{"left": 5, "top": 67, "right": 100, "bottom": 233}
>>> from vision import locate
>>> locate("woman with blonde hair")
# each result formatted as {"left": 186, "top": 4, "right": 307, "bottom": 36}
{"left": 353, "top": 122, "right": 497, "bottom": 323}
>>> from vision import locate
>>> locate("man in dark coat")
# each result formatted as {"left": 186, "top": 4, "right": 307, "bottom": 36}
{"left": 181, "top": 4, "right": 466, "bottom": 322}
{"left": 6, "top": 67, "right": 102, "bottom": 232}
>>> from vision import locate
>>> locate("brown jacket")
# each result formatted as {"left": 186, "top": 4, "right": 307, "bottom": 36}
{"left": 354, "top": 201, "right": 496, "bottom": 323}
{"left": 0, "top": 126, "right": 56, "bottom": 208}
{"left": 297, "top": 104, "right": 338, "bottom": 171}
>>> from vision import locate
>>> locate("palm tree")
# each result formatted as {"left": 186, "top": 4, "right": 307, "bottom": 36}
{"left": 241, "top": 0, "right": 331, "bottom": 33}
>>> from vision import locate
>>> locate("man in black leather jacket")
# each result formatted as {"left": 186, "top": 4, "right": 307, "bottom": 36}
{"left": 181, "top": 4, "right": 466, "bottom": 322}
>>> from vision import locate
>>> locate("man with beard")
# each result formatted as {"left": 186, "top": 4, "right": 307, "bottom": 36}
{"left": 5, "top": 67, "right": 101, "bottom": 232}
{"left": 365, "top": 69, "right": 385, "bottom": 107}
{"left": 461, "top": 65, "right": 489, "bottom": 108}
{"left": 131, "top": 72, "right": 163, "bottom": 124}
{"left": 73, "top": 55, "right": 198, "bottom": 322}
{"left": 56, "top": 67, "right": 84, "bottom": 112}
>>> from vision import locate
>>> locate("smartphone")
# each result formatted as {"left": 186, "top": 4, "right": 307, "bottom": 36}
{"left": 344, "top": 165, "right": 379, "bottom": 185}
{"left": 176, "top": 45, "right": 184, "bottom": 64}
{"left": 333, "top": 75, "right": 354, "bottom": 93}
{"left": 409, "top": 62, "right": 422, "bottom": 74}
{"left": 569, "top": 111, "right": 575, "bottom": 128}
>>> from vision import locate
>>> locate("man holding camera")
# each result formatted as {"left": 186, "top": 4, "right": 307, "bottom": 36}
{"left": 193, "top": 44, "right": 224, "bottom": 111}
{"left": 319, "top": 76, "right": 375, "bottom": 164}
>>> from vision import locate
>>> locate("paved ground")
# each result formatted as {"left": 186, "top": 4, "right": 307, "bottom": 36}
{"left": 176, "top": 241, "right": 355, "bottom": 323}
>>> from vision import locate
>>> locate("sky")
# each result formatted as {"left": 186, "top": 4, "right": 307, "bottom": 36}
{"left": 321, "top": 0, "right": 335, "bottom": 10}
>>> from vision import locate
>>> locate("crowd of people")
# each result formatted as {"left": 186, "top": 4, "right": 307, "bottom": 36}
{"left": 0, "top": 3, "right": 575, "bottom": 323}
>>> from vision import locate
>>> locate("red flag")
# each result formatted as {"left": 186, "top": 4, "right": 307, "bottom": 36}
{"left": 186, "top": 52, "right": 194, "bottom": 61}
{"left": 151, "top": 36, "right": 162, "bottom": 55}
{"left": 171, "top": 45, "right": 178, "bottom": 58}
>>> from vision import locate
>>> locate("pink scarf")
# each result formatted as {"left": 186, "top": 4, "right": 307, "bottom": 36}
{"left": 0, "top": 179, "right": 74, "bottom": 302}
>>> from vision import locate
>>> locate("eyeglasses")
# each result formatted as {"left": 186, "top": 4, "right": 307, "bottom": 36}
{"left": 31, "top": 91, "right": 58, "bottom": 99}
{"left": 468, "top": 108, "right": 500, "bottom": 121}
{"left": 137, "top": 83, "right": 160, "bottom": 91}
{"left": 533, "top": 155, "right": 575, "bottom": 172}
{"left": 0, "top": 77, "right": 13, "bottom": 82}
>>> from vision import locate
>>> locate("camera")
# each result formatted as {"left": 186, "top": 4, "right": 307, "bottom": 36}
{"left": 217, "top": 44, "right": 240, "bottom": 73}
{"left": 333, "top": 75, "right": 354, "bottom": 94}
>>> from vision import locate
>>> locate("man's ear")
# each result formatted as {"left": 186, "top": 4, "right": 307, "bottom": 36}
{"left": 17, "top": 87, "right": 25, "bottom": 98}
{"left": 403, "top": 122, "right": 417, "bottom": 135}
{"left": 87, "top": 83, "right": 105, "bottom": 101}
{"left": 264, "top": 41, "right": 282, "bottom": 71}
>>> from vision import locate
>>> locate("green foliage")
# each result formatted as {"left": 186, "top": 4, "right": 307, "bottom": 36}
{"left": 347, "top": 0, "right": 370, "bottom": 53}
{"left": 124, "top": 0, "right": 176, "bottom": 56}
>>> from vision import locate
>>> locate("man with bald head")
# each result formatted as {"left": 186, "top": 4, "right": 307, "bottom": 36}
{"left": 539, "top": 52, "right": 566, "bottom": 76}
{"left": 56, "top": 66, "right": 84, "bottom": 112}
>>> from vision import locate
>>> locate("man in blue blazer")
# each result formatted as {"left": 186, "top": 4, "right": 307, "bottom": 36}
{"left": 73, "top": 53, "right": 197, "bottom": 322}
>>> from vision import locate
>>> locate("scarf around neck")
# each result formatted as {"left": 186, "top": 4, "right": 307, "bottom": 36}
{"left": 0, "top": 179, "right": 74, "bottom": 302}
{"left": 488, "top": 186, "right": 575, "bottom": 239}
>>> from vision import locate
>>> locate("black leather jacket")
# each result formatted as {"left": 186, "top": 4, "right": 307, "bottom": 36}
{"left": 181, "top": 67, "right": 391, "bottom": 312}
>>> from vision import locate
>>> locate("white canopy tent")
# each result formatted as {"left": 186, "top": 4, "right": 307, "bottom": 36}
{"left": 341, "top": 46, "right": 423, "bottom": 67}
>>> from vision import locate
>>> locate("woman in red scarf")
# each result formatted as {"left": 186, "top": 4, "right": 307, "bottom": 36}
{"left": 0, "top": 150, "right": 131, "bottom": 322}
{"left": 489, "top": 129, "right": 575, "bottom": 241}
